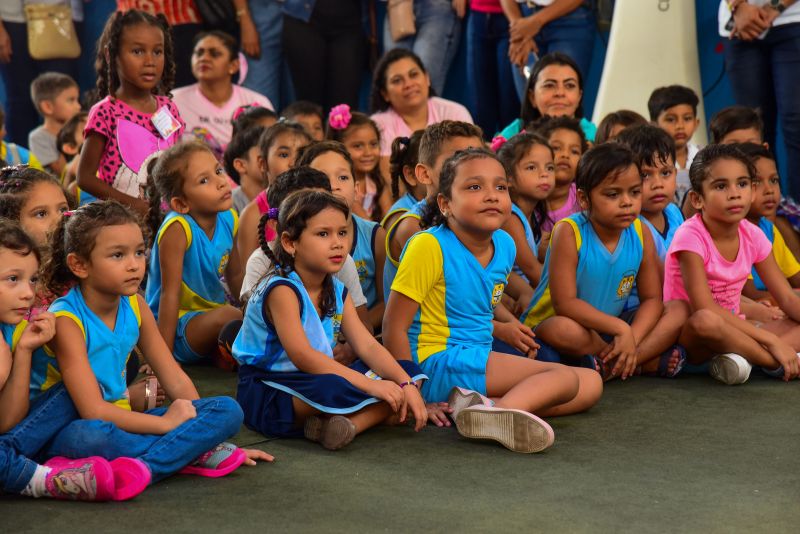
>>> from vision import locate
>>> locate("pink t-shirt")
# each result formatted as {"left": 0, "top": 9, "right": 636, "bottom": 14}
{"left": 85, "top": 95, "right": 185, "bottom": 199}
{"left": 540, "top": 183, "right": 580, "bottom": 234}
{"left": 663, "top": 214, "right": 772, "bottom": 315}
{"left": 371, "top": 96, "right": 473, "bottom": 156}
{"left": 470, "top": 0, "right": 504, "bottom": 13}
{"left": 172, "top": 83, "right": 273, "bottom": 151}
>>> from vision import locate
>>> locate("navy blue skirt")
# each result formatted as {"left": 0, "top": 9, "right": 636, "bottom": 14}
{"left": 237, "top": 360, "right": 427, "bottom": 437}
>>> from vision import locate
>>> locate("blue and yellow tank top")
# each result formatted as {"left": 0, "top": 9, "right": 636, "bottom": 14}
{"left": 382, "top": 198, "right": 427, "bottom": 303}
{"left": 351, "top": 215, "right": 380, "bottom": 309}
{"left": 146, "top": 209, "right": 238, "bottom": 320}
{"left": 1, "top": 321, "right": 26, "bottom": 353}
{"left": 510, "top": 203, "right": 537, "bottom": 281}
{"left": 751, "top": 216, "right": 800, "bottom": 290}
{"left": 380, "top": 193, "right": 419, "bottom": 228}
{"left": 29, "top": 287, "right": 141, "bottom": 408}
{"left": 232, "top": 270, "right": 346, "bottom": 372}
{"left": 392, "top": 225, "right": 515, "bottom": 364}
{"left": 521, "top": 212, "right": 644, "bottom": 328}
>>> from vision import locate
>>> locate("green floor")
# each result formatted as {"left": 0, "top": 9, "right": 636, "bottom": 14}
{"left": 4, "top": 368, "right": 800, "bottom": 533}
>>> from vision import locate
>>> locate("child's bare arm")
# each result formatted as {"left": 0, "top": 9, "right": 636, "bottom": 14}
{"left": 155, "top": 222, "right": 187, "bottom": 351}
{"left": 77, "top": 133, "right": 148, "bottom": 215}
{"left": 756, "top": 253, "right": 800, "bottom": 321}
{"left": 382, "top": 290, "right": 419, "bottom": 362}
{"left": 502, "top": 216, "right": 542, "bottom": 285}
{"left": 629, "top": 227, "right": 664, "bottom": 344}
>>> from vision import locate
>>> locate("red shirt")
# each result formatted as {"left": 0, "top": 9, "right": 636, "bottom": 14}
{"left": 116, "top": 0, "right": 201, "bottom": 25}
{"left": 470, "top": 0, "right": 504, "bottom": 14}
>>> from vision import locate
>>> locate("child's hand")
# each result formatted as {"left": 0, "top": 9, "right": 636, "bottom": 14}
{"left": 17, "top": 312, "right": 56, "bottom": 352}
{"left": 240, "top": 448, "right": 275, "bottom": 465}
{"left": 767, "top": 339, "right": 800, "bottom": 381}
{"left": 747, "top": 301, "right": 785, "bottom": 322}
{"left": 399, "top": 385, "right": 427, "bottom": 432}
{"left": 426, "top": 402, "right": 453, "bottom": 427}
{"left": 333, "top": 342, "right": 357, "bottom": 366}
{"left": 494, "top": 320, "right": 539, "bottom": 357}
{"left": 162, "top": 398, "right": 197, "bottom": 432}
{"left": 513, "top": 287, "right": 535, "bottom": 316}
{"left": 366, "top": 380, "right": 404, "bottom": 412}
{"left": 599, "top": 326, "right": 637, "bottom": 379}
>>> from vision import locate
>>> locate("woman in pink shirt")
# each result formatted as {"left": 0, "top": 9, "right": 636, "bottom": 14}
{"left": 172, "top": 31, "right": 273, "bottom": 159}
{"left": 664, "top": 144, "right": 800, "bottom": 385}
{"left": 369, "top": 48, "right": 472, "bottom": 195}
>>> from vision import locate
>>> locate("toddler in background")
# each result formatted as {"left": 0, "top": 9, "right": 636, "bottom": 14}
{"left": 224, "top": 125, "right": 267, "bottom": 214}
{"left": 57, "top": 111, "right": 88, "bottom": 194}
{"left": 28, "top": 72, "right": 81, "bottom": 176}
{"left": 383, "top": 130, "right": 426, "bottom": 227}
{"left": 231, "top": 104, "right": 278, "bottom": 138}
{"left": 594, "top": 110, "right": 648, "bottom": 145}
{"left": 282, "top": 100, "right": 325, "bottom": 141}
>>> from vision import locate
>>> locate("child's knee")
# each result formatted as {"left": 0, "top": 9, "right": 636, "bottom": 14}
{"left": 54, "top": 419, "right": 118, "bottom": 455}
{"left": 552, "top": 364, "right": 581, "bottom": 400}
{"left": 687, "top": 309, "right": 724, "bottom": 341}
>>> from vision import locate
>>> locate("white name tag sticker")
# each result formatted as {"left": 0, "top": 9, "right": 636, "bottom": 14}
{"left": 151, "top": 106, "right": 180, "bottom": 140}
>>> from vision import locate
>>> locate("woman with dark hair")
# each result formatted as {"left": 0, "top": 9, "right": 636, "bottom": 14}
{"left": 497, "top": 52, "right": 596, "bottom": 142}
{"left": 370, "top": 48, "right": 473, "bottom": 165}
{"left": 172, "top": 31, "right": 273, "bottom": 154}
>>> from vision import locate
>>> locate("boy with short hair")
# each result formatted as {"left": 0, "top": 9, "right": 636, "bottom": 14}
{"left": 281, "top": 100, "right": 325, "bottom": 141}
{"left": 28, "top": 72, "right": 81, "bottom": 175}
{"left": 647, "top": 85, "right": 701, "bottom": 206}
{"left": 223, "top": 126, "right": 267, "bottom": 214}
{"left": 710, "top": 105, "right": 765, "bottom": 146}
{"left": 0, "top": 105, "right": 43, "bottom": 170}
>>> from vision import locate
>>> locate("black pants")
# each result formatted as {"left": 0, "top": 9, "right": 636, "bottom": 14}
{"left": 281, "top": 0, "right": 366, "bottom": 111}
{"left": 0, "top": 21, "right": 81, "bottom": 146}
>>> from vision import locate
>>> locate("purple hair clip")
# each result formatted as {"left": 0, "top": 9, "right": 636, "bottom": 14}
{"left": 267, "top": 207, "right": 279, "bottom": 220}
{"left": 160, "top": 199, "right": 170, "bottom": 212}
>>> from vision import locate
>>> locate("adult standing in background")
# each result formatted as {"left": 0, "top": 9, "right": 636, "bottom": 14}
{"left": 282, "top": 0, "right": 366, "bottom": 111}
{"left": 235, "top": 0, "right": 294, "bottom": 111}
{"left": 116, "top": 0, "right": 204, "bottom": 87}
{"left": 500, "top": 0, "right": 595, "bottom": 102}
{"left": 721, "top": 0, "right": 800, "bottom": 198}
{"left": 382, "top": 0, "right": 464, "bottom": 95}
{"left": 0, "top": 0, "right": 83, "bottom": 145}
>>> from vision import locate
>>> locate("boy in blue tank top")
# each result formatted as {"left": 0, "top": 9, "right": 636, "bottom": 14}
{"left": 521, "top": 144, "right": 687, "bottom": 380}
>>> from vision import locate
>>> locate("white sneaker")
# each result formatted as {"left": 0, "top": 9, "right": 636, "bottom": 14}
{"left": 447, "top": 387, "right": 492, "bottom": 420}
{"left": 454, "top": 405, "right": 555, "bottom": 453}
{"left": 710, "top": 353, "right": 752, "bottom": 385}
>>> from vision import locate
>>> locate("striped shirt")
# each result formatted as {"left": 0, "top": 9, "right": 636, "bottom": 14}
{"left": 117, "top": 0, "right": 201, "bottom": 25}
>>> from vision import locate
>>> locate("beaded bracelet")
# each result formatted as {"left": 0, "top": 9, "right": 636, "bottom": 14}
{"left": 398, "top": 381, "right": 418, "bottom": 389}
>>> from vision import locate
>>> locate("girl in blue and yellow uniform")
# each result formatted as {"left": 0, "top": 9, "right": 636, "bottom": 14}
{"left": 0, "top": 219, "right": 146, "bottom": 502}
{"left": 145, "top": 141, "right": 243, "bottom": 365}
{"left": 383, "top": 148, "right": 602, "bottom": 454}
{"left": 32, "top": 201, "right": 271, "bottom": 488}
{"left": 521, "top": 144, "right": 686, "bottom": 380}
{"left": 496, "top": 132, "right": 554, "bottom": 287}
{"left": 234, "top": 190, "right": 428, "bottom": 450}
{"left": 383, "top": 121, "right": 485, "bottom": 303}
{"left": 297, "top": 142, "right": 387, "bottom": 332}
{"left": 381, "top": 130, "right": 426, "bottom": 228}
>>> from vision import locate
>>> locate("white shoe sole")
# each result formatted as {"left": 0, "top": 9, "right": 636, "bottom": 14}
{"left": 455, "top": 406, "right": 554, "bottom": 454}
{"left": 710, "top": 353, "right": 751, "bottom": 385}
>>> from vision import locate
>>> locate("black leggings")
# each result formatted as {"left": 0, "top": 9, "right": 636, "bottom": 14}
{"left": 281, "top": 0, "right": 366, "bottom": 111}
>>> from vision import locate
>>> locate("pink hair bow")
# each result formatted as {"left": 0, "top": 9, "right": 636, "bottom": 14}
{"left": 490, "top": 135, "right": 507, "bottom": 152}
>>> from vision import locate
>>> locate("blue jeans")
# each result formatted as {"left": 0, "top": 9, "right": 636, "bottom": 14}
{"left": 724, "top": 23, "right": 800, "bottom": 200}
{"left": 0, "top": 384, "right": 78, "bottom": 494}
{"left": 466, "top": 11, "right": 520, "bottom": 138}
{"left": 242, "top": 0, "right": 295, "bottom": 111}
{"left": 45, "top": 396, "right": 243, "bottom": 483}
{"left": 512, "top": 5, "right": 596, "bottom": 101}
{"left": 383, "top": 0, "right": 462, "bottom": 95}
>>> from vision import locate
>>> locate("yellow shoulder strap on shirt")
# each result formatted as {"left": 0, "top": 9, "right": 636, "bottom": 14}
{"left": 556, "top": 217, "right": 582, "bottom": 251}
{"left": 230, "top": 208, "right": 240, "bottom": 237}
{"left": 633, "top": 218, "right": 644, "bottom": 246}
{"left": 9, "top": 321, "right": 27, "bottom": 352}
{"left": 157, "top": 215, "right": 192, "bottom": 249}
{"left": 129, "top": 295, "right": 142, "bottom": 328}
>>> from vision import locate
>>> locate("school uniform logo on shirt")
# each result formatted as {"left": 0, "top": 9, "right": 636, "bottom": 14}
{"left": 332, "top": 313, "right": 343, "bottom": 340}
{"left": 353, "top": 259, "right": 368, "bottom": 282}
{"left": 491, "top": 283, "right": 505, "bottom": 309}
{"left": 217, "top": 251, "right": 230, "bottom": 276}
{"left": 616, "top": 271, "right": 636, "bottom": 299}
